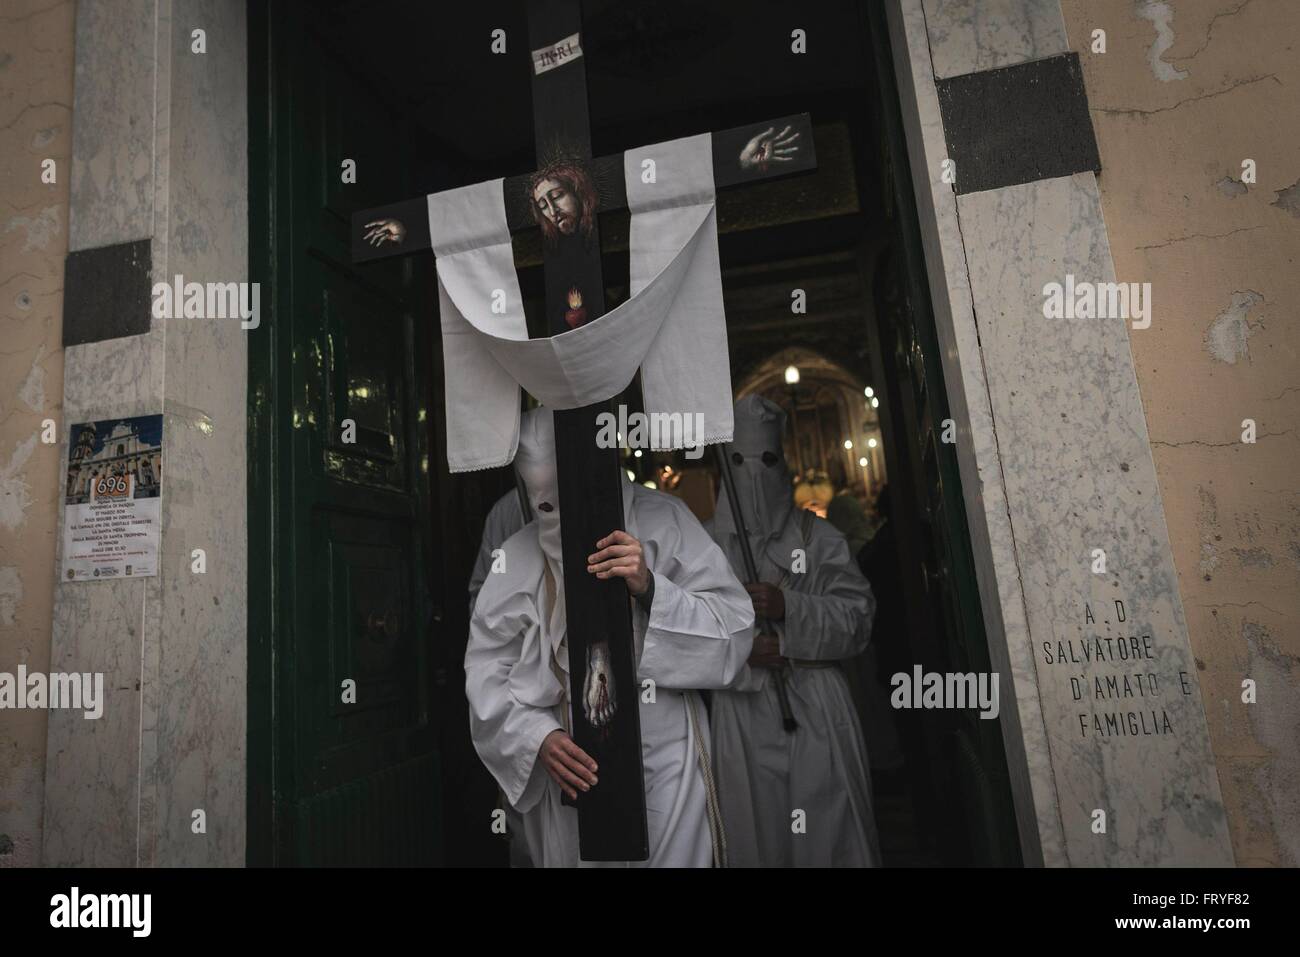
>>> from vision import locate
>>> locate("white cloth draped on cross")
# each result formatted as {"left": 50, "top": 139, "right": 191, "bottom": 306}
{"left": 427, "top": 133, "right": 734, "bottom": 472}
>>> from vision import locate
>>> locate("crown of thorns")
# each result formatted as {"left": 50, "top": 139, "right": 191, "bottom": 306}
{"left": 527, "top": 159, "right": 598, "bottom": 241}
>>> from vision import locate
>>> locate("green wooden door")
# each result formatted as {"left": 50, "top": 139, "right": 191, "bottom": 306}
{"left": 863, "top": 2, "right": 1022, "bottom": 866}
{"left": 248, "top": 4, "right": 442, "bottom": 866}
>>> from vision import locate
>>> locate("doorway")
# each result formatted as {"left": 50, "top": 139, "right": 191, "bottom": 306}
{"left": 247, "top": 0, "right": 1022, "bottom": 867}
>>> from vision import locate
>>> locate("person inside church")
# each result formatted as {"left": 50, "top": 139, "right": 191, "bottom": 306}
{"left": 824, "top": 458, "right": 871, "bottom": 557}
{"left": 707, "top": 394, "right": 881, "bottom": 867}
{"left": 464, "top": 407, "right": 754, "bottom": 867}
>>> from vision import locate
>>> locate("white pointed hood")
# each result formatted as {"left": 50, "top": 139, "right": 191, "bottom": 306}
{"left": 515, "top": 407, "right": 563, "bottom": 575}
{"left": 714, "top": 394, "right": 795, "bottom": 558}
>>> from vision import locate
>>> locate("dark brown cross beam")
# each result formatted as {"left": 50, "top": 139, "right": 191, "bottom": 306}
{"left": 352, "top": 0, "right": 815, "bottom": 862}
{"left": 351, "top": 113, "right": 815, "bottom": 263}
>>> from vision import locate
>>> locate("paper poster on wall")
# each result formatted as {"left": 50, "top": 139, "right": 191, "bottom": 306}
{"left": 62, "top": 414, "right": 163, "bottom": 581}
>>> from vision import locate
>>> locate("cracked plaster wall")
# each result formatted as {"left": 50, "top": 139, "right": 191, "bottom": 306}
{"left": 0, "top": 0, "right": 73, "bottom": 868}
{"left": 1061, "top": 0, "right": 1300, "bottom": 866}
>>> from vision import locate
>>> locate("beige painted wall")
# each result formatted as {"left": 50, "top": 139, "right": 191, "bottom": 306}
{"left": 1061, "top": 0, "right": 1300, "bottom": 866}
{"left": 0, "top": 0, "right": 74, "bottom": 867}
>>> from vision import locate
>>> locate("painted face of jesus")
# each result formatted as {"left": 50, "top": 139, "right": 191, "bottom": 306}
{"left": 533, "top": 178, "right": 579, "bottom": 236}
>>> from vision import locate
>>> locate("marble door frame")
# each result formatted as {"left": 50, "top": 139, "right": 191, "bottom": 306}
{"left": 44, "top": 0, "right": 248, "bottom": 867}
{"left": 882, "top": 0, "right": 1234, "bottom": 867}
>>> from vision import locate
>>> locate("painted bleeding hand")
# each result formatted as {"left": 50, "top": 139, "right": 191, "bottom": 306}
{"left": 738, "top": 125, "right": 801, "bottom": 171}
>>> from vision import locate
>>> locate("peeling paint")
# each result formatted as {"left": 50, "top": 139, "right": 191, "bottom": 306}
{"left": 1232, "top": 546, "right": 1274, "bottom": 568}
{"left": 1197, "top": 485, "right": 1220, "bottom": 577}
{"left": 31, "top": 125, "right": 60, "bottom": 150}
{"left": 0, "top": 435, "right": 37, "bottom": 531}
{"left": 1204, "top": 290, "right": 1264, "bottom": 364}
{"left": 1242, "top": 620, "right": 1300, "bottom": 865}
{"left": 1199, "top": 541, "right": 1219, "bottom": 576}
{"left": 18, "top": 346, "right": 46, "bottom": 412}
{"left": 1198, "top": 485, "right": 1219, "bottom": 524}
{"left": 3, "top": 0, "right": 76, "bottom": 873}
{"left": 0, "top": 566, "right": 22, "bottom": 627}
{"left": 2, "top": 205, "right": 61, "bottom": 252}
{"left": 1272, "top": 180, "right": 1300, "bottom": 218}
{"left": 1064, "top": 0, "right": 1299, "bottom": 874}
{"left": 1136, "top": 1, "right": 1190, "bottom": 82}
{"left": 1215, "top": 176, "right": 1247, "bottom": 198}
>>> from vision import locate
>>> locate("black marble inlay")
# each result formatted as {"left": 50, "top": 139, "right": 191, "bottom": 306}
{"left": 63, "top": 239, "right": 152, "bottom": 346}
{"left": 936, "top": 53, "right": 1101, "bottom": 196}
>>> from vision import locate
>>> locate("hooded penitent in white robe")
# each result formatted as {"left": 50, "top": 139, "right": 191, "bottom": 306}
{"left": 468, "top": 486, "right": 531, "bottom": 866}
{"left": 707, "top": 395, "right": 881, "bottom": 868}
{"left": 468, "top": 489, "right": 527, "bottom": 616}
{"left": 465, "top": 409, "right": 754, "bottom": 867}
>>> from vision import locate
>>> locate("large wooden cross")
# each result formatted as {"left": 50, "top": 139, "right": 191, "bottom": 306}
{"left": 352, "top": 0, "right": 815, "bottom": 861}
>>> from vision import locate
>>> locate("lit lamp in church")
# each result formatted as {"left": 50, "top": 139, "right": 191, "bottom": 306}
{"left": 784, "top": 365, "right": 803, "bottom": 473}
{"left": 866, "top": 438, "right": 879, "bottom": 497}
{"left": 843, "top": 439, "right": 853, "bottom": 450}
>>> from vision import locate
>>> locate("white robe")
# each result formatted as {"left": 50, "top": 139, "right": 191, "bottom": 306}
{"left": 468, "top": 490, "right": 526, "bottom": 615}
{"left": 707, "top": 509, "right": 881, "bottom": 867}
{"left": 467, "top": 489, "right": 530, "bottom": 864}
{"left": 465, "top": 484, "right": 754, "bottom": 867}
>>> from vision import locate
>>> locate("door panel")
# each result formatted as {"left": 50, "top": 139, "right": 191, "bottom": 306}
{"left": 249, "top": 3, "right": 441, "bottom": 866}
{"left": 864, "top": 1, "right": 1022, "bottom": 866}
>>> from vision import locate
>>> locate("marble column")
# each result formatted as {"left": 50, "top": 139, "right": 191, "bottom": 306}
{"left": 886, "top": 0, "right": 1234, "bottom": 865}
{"left": 42, "top": 0, "right": 247, "bottom": 867}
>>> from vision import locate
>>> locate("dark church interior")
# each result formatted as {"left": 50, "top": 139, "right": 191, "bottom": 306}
{"left": 247, "top": 0, "right": 1022, "bottom": 866}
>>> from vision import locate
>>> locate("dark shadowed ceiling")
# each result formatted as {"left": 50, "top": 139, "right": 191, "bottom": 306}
{"left": 307, "top": 0, "right": 875, "bottom": 175}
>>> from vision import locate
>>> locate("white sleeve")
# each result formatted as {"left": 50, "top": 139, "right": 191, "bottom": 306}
{"left": 468, "top": 492, "right": 526, "bottom": 615}
{"left": 779, "top": 524, "right": 875, "bottom": 661}
{"left": 464, "top": 573, "right": 562, "bottom": 812}
{"left": 633, "top": 497, "right": 754, "bottom": 690}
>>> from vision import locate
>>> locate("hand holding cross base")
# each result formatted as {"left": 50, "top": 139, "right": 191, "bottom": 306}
{"left": 540, "top": 729, "right": 599, "bottom": 801}
{"left": 587, "top": 529, "right": 649, "bottom": 596}
{"left": 581, "top": 529, "right": 649, "bottom": 731}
